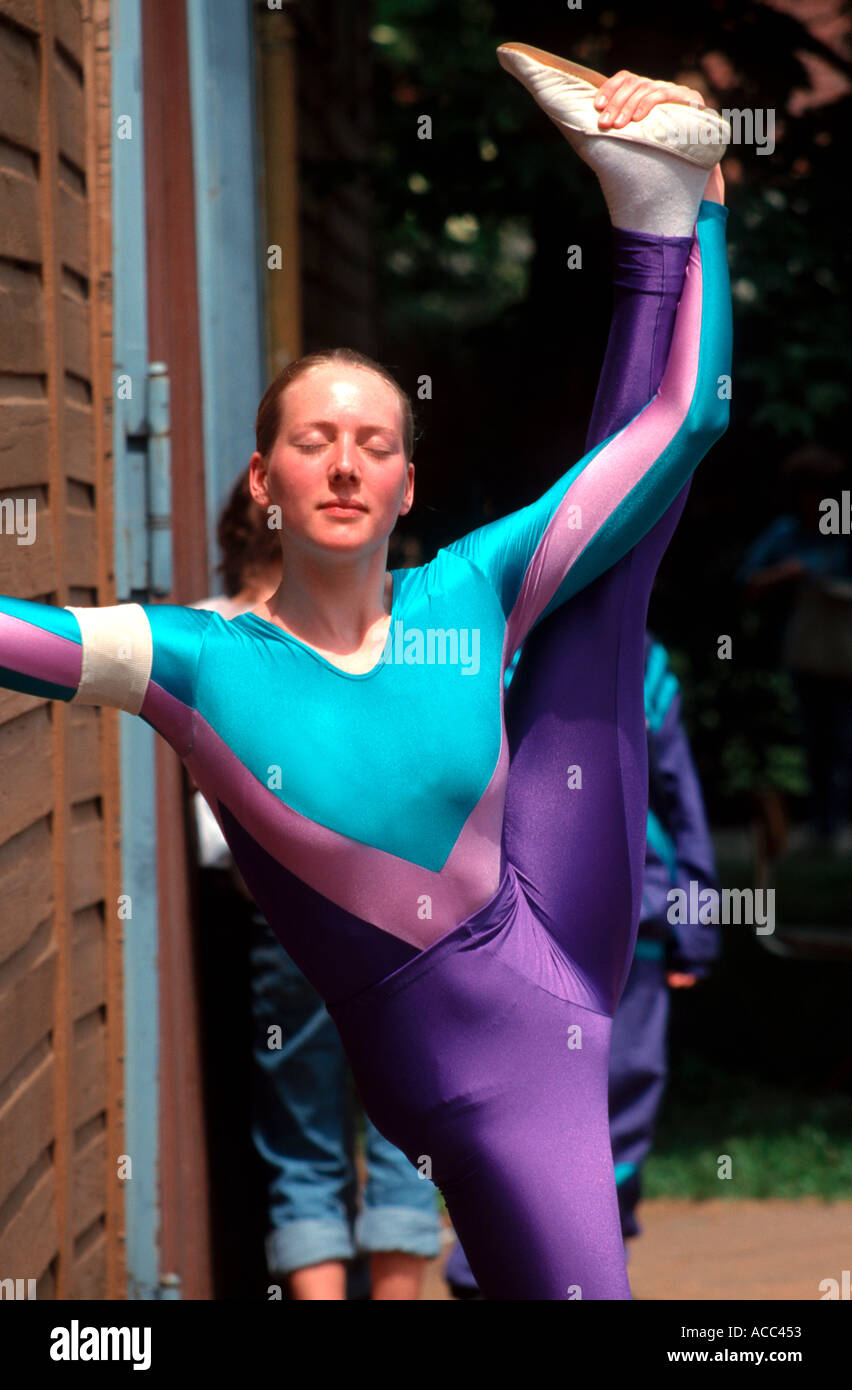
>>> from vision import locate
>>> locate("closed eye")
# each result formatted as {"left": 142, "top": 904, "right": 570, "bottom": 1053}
{"left": 297, "top": 444, "right": 392, "bottom": 456}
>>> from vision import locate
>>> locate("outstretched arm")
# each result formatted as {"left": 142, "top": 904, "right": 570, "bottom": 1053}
{"left": 0, "top": 597, "right": 212, "bottom": 756}
{"left": 445, "top": 197, "right": 731, "bottom": 652}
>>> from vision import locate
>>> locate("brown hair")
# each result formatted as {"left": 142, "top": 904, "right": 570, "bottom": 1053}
{"left": 216, "top": 465, "right": 283, "bottom": 598}
{"left": 255, "top": 347, "right": 416, "bottom": 464}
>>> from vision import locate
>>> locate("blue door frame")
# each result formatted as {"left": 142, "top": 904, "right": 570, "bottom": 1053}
{"left": 112, "top": 0, "right": 266, "bottom": 1298}
{"left": 186, "top": 0, "right": 266, "bottom": 595}
{"left": 111, "top": 0, "right": 160, "bottom": 1301}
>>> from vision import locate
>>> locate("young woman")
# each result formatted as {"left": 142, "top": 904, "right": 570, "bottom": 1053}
{"left": 0, "top": 44, "right": 731, "bottom": 1298}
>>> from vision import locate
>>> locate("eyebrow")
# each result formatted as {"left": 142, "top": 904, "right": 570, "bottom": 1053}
{"left": 296, "top": 420, "right": 398, "bottom": 437}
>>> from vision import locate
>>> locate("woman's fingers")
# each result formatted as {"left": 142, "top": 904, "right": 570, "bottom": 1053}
{"left": 611, "top": 78, "right": 658, "bottom": 127}
{"left": 593, "top": 70, "right": 635, "bottom": 110}
{"left": 594, "top": 71, "right": 710, "bottom": 129}
{"left": 594, "top": 71, "right": 646, "bottom": 127}
{"left": 632, "top": 83, "right": 705, "bottom": 123}
{"left": 593, "top": 70, "right": 641, "bottom": 123}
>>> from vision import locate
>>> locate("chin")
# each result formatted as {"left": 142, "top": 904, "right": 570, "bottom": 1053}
{"left": 312, "top": 527, "right": 373, "bottom": 552}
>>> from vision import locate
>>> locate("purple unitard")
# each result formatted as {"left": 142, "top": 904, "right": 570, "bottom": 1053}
{"left": 443, "top": 227, "right": 704, "bottom": 1296}
{"left": 330, "top": 220, "right": 727, "bottom": 1300}
{"left": 0, "top": 203, "right": 730, "bottom": 1299}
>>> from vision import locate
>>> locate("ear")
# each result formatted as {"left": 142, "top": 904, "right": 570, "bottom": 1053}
{"left": 248, "top": 451, "right": 270, "bottom": 507}
{"left": 399, "top": 461, "right": 415, "bottom": 516}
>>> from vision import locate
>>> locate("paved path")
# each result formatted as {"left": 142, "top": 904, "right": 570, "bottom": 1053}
{"left": 420, "top": 1200, "right": 852, "bottom": 1300}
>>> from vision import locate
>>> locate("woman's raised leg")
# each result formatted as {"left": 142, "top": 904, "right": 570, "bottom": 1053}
{"left": 502, "top": 224, "right": 695, "bottom": 1015}
{"left": 497, "top": 51, "right": 727, "bottom": 1013}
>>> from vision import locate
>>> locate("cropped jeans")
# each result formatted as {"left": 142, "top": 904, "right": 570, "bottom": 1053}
{"left": 247, "top": 912, "right": 442, "bottom": 1276}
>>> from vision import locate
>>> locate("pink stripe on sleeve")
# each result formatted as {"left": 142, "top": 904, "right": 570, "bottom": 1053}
{"left": 0, "top": 611, "right": 82, "bottom": 690}
{"left": 506, "top": 238, "right": 705, "bottom": 652}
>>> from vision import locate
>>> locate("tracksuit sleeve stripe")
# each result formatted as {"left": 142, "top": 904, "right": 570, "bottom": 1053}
{"left": 0, "top": 598, "right": 83, "bottom": 701}
{"left": 506, "top": 202, "right": 730, "bottom": 648}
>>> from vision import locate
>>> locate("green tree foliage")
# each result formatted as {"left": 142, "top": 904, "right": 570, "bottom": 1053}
{"left": 368, "top": 0, "right": 852, "bottom": 815}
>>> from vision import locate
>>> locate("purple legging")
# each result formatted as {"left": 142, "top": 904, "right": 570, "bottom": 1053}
{"left": 503, "top": 228, "right": 695, "bottom": 1016}
{"left": 329, "top": 226, "right": 693, "bottom": 1299}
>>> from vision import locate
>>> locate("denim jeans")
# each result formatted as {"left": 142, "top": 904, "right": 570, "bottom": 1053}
{"left": 247, "top": 911, "right": 441, "bottom": 1276}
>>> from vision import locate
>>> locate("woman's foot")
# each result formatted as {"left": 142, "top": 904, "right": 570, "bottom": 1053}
{"left": 497, "top": 42, "right": 729, "bottom": 235}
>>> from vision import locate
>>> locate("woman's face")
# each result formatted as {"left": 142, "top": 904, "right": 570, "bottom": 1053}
{"left": 249, "top": 364, "right": 414, "bottom": 562}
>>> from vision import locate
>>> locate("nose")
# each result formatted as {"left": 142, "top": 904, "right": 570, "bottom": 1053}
{"left": 328, "top": 432, "right": 360, "bottom": 479}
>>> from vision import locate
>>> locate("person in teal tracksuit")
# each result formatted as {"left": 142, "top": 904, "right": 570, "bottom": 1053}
{"left": 609, "top": 630, "right": 721, "bottom": 1246}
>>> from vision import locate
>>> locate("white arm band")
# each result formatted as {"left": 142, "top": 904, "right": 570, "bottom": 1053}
{"left": 64, "top": 603, "right": 153, "bottom": 715}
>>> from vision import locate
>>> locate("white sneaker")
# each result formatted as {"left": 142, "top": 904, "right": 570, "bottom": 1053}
{"left": 497, "top": 42, "right": 730, "bottom": 170}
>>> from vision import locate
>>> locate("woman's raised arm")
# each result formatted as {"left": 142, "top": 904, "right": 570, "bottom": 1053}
{"left": 445, "top": 198, "right": 731, "bottom": 651}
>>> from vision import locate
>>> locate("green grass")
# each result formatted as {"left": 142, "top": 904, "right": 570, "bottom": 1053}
{"left": 643, "top": 849, "right": 852, "bottom": 1199}
{"left": 646, "top": 1059, "right": 852, "bottom": 1200}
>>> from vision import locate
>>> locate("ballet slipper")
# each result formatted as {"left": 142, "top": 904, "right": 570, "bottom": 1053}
{"left": 496, "top": 41, "right": 730, "bottom": 169}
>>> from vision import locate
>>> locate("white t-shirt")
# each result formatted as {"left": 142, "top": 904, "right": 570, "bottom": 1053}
{"left": 189, "top": 593, "right": 251, "bottom": 867}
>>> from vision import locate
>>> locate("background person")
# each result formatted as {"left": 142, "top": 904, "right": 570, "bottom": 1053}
{"left": 609, "top": 630, "right": 720, "bottom": 1248}
{"left": 737, "top": 444, "right": 852, "bottom": 850}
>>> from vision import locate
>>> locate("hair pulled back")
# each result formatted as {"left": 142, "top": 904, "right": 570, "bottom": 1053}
{"left": 216, "top": 465, "right": 283, "bottom": 598}
{"left": 255, "top": 347, "right": 416, "bottom": 464}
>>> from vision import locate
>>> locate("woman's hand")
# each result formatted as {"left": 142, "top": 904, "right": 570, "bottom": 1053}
{"left": 593, "top": 71, "right": 726, "bottom": 203}
{"left": 666, "top": 971, "right": 698, "bottom": 988}
{"left": 594, "top": 72, "right": 707, "bottom": 128}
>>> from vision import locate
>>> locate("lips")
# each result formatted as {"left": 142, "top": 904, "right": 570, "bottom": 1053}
{"left": 319, "top": 501, "right": 367, "bottom": 511}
